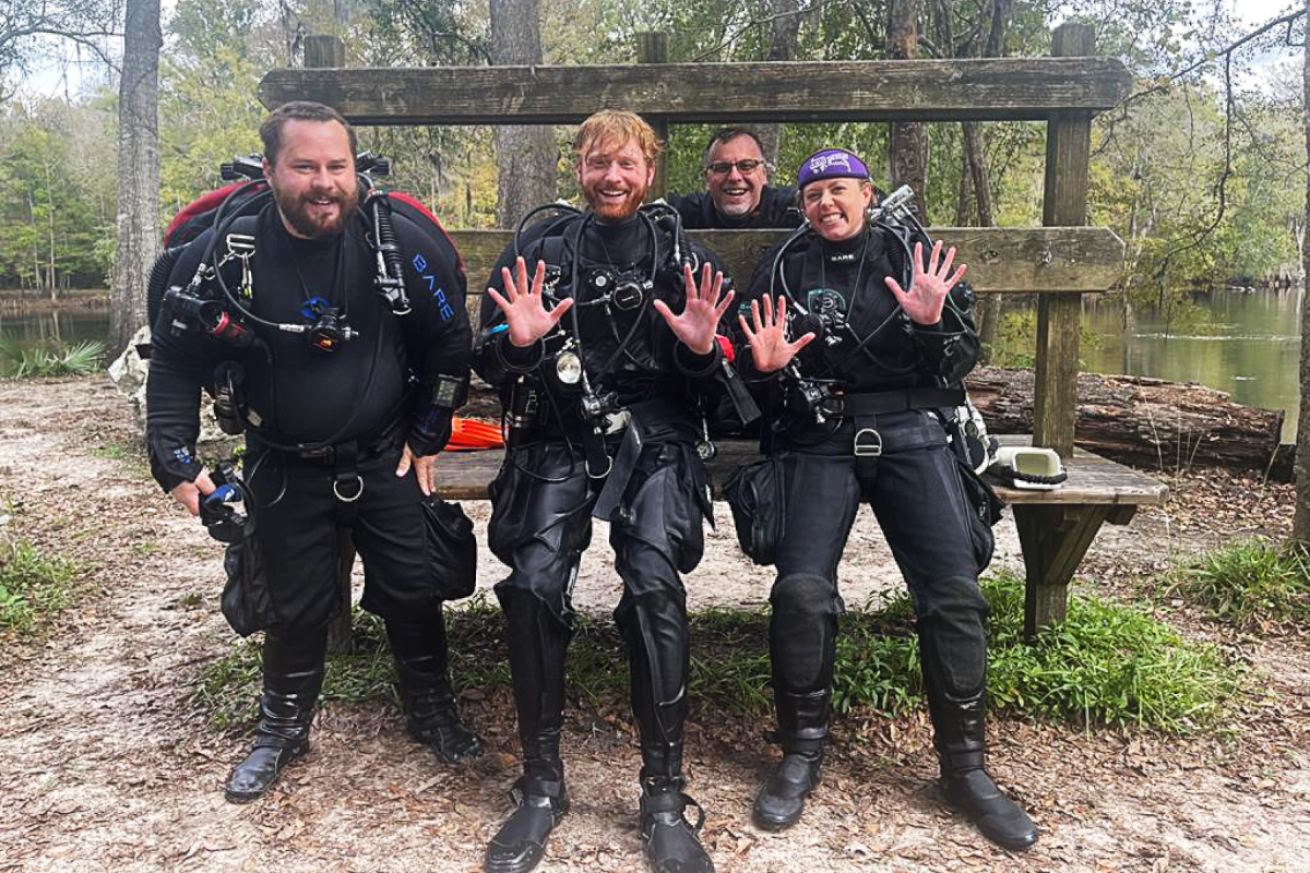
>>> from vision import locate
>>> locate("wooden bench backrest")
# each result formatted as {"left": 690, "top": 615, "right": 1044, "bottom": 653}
{"left": 260, "top": 24, "right": 1118, "bottom": 456}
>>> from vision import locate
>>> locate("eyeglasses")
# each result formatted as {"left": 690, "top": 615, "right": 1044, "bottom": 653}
{"left": 706, "top": 159, "right": 766, "bottom": 176}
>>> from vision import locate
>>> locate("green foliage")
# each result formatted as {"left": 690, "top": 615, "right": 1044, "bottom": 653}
{"left": 194, "top": 575, "right": 1244, "bottom": 736}
{"left": 0, "top": 98, "right": 116, "bottom": 289}
{"left": 982, "top": 573, "right": 1243, "bottom": 733}
{"left": 0, "top": 337, "right": 104, "bottom": 378}
{"left": 1166, "top": 538, "right": 1310, "bottom": 629}
{"left": 0, "top": 537, "right": 81, "bottom": 634}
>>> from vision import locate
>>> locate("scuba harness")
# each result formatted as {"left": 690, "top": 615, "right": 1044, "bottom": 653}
{"left": 486, "top": 200, "right": 758, "bottom": 490}
{"left": 765, "top": 185, "right": 997, "bottom": 473}
{"left": 153, "top": 152, "right": 469, "bottom": 481}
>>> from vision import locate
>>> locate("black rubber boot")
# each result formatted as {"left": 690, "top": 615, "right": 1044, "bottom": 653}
{"left": 753, "top": 689, "right": 827, "bottom": 831}
{"left": 639, "top": 778, "right": 713, "bottom": 873}
{"left": 755, "top": 573, "right": 839, "bottom": 831}
{"left": 386, "top": 616, "right": 482, "bottom": 764}
{"left": 485, "top": 588, "right": 574, "bottom": 873}
{"left": 485, "top": 774, "right": 569, "bottom": 873}
{"left": 921, "top": 620, "right": 1038, "bottom": 852}
{"left": 616, "top": 590, "right": 713, "bottom": 873}
{"left": 225, "top": 628, "right": 326, "bottom": 804}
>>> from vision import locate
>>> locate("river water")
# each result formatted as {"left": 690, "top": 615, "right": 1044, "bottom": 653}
{"left": 2, "top": 287, "right": 1305, "bottom": 441}
{"left": 1005, "top": 285, "right": 1303, "bottom": 442}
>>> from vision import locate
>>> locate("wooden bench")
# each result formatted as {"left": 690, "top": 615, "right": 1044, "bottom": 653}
{"left": 432, "top": 435, "right": 1165, "bottom": 636}
{"left": 264, "top": 23, "right": 1168, "bottom": 636}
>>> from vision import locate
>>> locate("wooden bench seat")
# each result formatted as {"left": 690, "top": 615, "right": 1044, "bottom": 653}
{"left": 434, "top": 435, "right": 1166, "bottom": 636}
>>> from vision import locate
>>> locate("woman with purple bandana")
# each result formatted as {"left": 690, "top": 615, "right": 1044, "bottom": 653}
{"left": 730, "top": 148, "right": 1038, "bottom": 851}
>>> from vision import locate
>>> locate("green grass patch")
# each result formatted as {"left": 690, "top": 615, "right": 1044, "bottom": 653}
{"left": 0, "top": 337, "right": 104, "bottom": 378}
{"left": 983, "top": 572, "right": 1243, "bottom": 733}
{"left": 1166, "top": 538, "right": 1310, "bottom": 629}
{"left": 192, "top": 575, "right": 1244, "bottom": 736}
{"left": 0, "top": 537, "right": 81, "bottom": 634}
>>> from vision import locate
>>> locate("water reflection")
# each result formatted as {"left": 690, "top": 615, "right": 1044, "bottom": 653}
{"left": 0, "top": 308, "right": 112, "bottom": 374}
{"left": 1006, "top": 286, "right": 1302, "bottom": 442}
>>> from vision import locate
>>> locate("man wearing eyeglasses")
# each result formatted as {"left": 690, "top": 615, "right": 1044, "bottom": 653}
{"left": 667, "top": 128, "right": 802, "bottom": 229}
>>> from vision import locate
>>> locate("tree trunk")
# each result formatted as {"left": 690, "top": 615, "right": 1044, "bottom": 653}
{"left": 887, "top": 0, "right": 928, "bottom": 221}
{"left": 490, "top": 0, "right": 555, "bottom": 229}
{"left": 1296, "top": 0, "right": 1310, "bottom": 542}
{"left": 967, "top": 367, "right": 1287, "bottom": 476}
{"left": 109, "top": 0, "right": 161, "bottom": 354}
{"left": 755, "top": 0, "right": 802, "bottom": 168}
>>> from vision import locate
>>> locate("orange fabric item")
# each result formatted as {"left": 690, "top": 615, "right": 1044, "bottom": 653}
{"left": 446, "top": 417, "right": 504, "bottom": 451}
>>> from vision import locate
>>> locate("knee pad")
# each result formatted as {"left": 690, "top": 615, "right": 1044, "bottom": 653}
{"left": 770, "top": 573, "right": 841, "bottom": 620}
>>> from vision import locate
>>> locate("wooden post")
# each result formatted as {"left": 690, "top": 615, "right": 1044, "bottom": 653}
{"left": 301, "top": 33, "right": 356, "bottom": 655}
{"left": 304, "top": 34, "right": 346, "bottom": 68}
{"left": 635, "top": 31, "right": 669, "bottom": 199}
{"left": 1034, "top": 23, "right": 1094, "bottom": 457}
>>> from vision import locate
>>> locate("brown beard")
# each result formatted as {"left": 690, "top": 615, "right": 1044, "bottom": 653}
{"left": 271, "top": 180, "right": 361, "bottom": 239}
{"left": 583, "top": 179, "right": 649, "bottom": 222}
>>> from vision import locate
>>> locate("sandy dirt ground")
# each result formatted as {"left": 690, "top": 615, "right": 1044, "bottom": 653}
{"left": 0, "top": 376, "right": 1306, "bottom": 873}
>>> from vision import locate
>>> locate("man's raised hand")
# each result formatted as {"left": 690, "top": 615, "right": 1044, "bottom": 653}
{"left": 486, "top": 257, "right": 574, "bottom": 348}
{"left": 653, "top": 262, "right": 735, "bottom": 356}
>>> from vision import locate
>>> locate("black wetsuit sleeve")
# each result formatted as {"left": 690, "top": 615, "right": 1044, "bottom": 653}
{"left": 665, "top": 191, "right": 715, "bottom": 229}
{"left": 758, "top": 186, "right": 803, "bottom": 228}
{"left": 393, "top": 207, "right": 472, "bottom": 456}
{"left": 145, "top": 231, "right": 220, "bottom": 493}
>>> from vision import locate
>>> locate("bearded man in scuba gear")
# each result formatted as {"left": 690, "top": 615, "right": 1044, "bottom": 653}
{"left": 731, "top": 148, "right": 1039, "bottom": 851}
{"left": 147, "top": 101, "right": 481, "bottom": 804}
{"left": 474, "top": 110, "right": 743, "bottom": 873}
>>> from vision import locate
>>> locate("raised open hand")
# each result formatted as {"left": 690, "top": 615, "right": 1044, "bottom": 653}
{"left": 737, "top": 294, "right": 815, "bottom": 373}
{"left": 485, "top": 257, "right": 574, "bottom": 347}
{"left": 884, "top": 240, "right": 968, "bottom": 326}
{"left": 653, "top": 262, "right": 735, "bottom": 356}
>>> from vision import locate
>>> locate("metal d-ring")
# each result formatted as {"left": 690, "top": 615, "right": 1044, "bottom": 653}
{"left": 333, "top": 475, "right": 365, "bottom": 503}
{"left": 586, "top": 453, "right": 613, "bottom": 479}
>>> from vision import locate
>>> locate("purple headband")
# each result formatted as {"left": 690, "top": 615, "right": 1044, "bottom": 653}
{"left": 797, "top": 148, "right": 870, "bottom": 189}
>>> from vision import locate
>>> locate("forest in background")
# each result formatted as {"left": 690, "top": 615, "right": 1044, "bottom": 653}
{"left": 0, "top": 0, "right": 1304, "bottom": 308}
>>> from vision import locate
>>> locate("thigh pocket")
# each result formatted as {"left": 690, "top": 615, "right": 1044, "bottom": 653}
{"left": 221, "top": 535, "right": 276, "bottom": 637}
{"left": 724, "top": 456, "right": 786, "bottom": 566}
{"left": 422, "top": 496, "right": 477, "bottom": 600}
{"left": 953, "top": 455, "right": 1005, "bottom": 573}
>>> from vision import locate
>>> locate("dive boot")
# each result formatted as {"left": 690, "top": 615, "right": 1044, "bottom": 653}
{"left": 639, "top": 781, "right": 714, "bottom": 873}
{"left": 921, "top": 622, "right": 1037, "bottom": 851}
{"left": 387, "top": 618, "right": 483, "bottom": 763}
{"left": 484, "top": 775, "right": 569, "bottom": 873}
{"left": 752, "top": 689, "right": 828, "bottom": 830}
{"left": 940, "top": 763, "right": 1039, "bottom": 852}
{"left": 224, "top": 630, "right": 325, "bottom": 804}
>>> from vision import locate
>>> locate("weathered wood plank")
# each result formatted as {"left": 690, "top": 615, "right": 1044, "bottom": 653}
{"left": 447, "top": 226, "right": 1124, "bottom": 300}
{"left": 258, "top": 57, "right": 1132, "bottom": 125}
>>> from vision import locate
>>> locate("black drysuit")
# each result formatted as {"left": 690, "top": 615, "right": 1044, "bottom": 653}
{"left": 735, "top": 223, "right": 991, "bottom": 759}
{"left": 147, "top": 195, "right": 472, "bottom": 634}
{"left": 473, "top": 210, "right": 725, "bottom": 797}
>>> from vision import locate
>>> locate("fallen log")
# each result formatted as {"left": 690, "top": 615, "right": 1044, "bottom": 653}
{"left": 966, "top": 367, "right": 1286, "bottom": 475}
